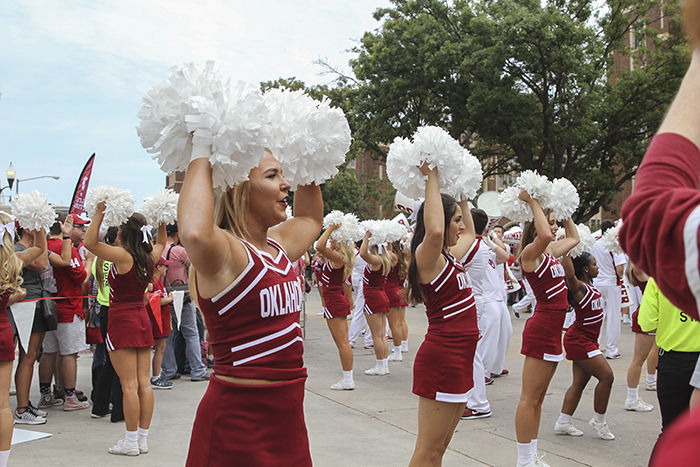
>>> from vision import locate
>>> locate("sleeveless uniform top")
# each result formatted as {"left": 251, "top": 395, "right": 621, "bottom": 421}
{"left": 108, "top": 262, "right": 149, "bottom": 308}
{"left": 523, "top": 253, "right": 568, "bottom": 311}
{"left": 321, "top": 261, "right": 345, "bottom": 290}
{"left": 363, "top": 265, "right": 388, "bottom": 288}
{"left": 420, "top": 254, "right": 478, "bottom": 337}
{"left": 386, "top": 264, "right": 404, "bottom": 289}
{"left": 196, "top": 238, "right": 306, "bottom": 381}
{"left": 313, "top": 259, "right": 326, "bottom": 289}
{"left": 569, "top": 283, "right": 604, "bottom": 340}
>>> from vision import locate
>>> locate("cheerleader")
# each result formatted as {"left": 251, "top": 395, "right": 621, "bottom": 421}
{"left": 84, "top": 205, "right": 167, "bottom": 456}
{"left": 148, "top": 257, "right": 174, "bottom": 389}
{"left": 514, "top": 190, "right": 579, "bottom": 467}
{"left": 623, "top": 262, "right": 657, "bottom": 412}
{"left": 181, "top": 148, "right": 321, "bottom": 466}
{"left": 554, "top": 252, "right": 615, "bottom": 440}
{"left": 0, "top": 214, "right": 46, "bottom": 467}
{"left": 386, "top": 240, "right": 409, "bottom": 361}
{"left": 315, "top": 224, "right": 356, "bottom": 390}
{"left": 359, "top": 231, "right": 393, "bottom": 375}
{"left": 407, "top": 165, "right": 479, "bottom": 466}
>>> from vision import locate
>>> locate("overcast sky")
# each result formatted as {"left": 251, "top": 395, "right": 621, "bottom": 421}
{"left": 0, "top": 0, "right": 387, "bottom": 207}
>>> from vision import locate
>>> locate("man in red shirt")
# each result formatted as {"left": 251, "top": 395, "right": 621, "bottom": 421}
{"left": 38, "top": 212, "right": 90, "bottom": 411}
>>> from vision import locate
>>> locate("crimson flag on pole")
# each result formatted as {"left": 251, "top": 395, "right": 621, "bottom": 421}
{"left": 69, "top": 153, "right": 95, "bottom": 215}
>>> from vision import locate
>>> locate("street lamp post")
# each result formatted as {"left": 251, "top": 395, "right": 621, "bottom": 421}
{"left": 15, "top": 175, "right": 61, "bottom": 195}
{"left": 0, "top": 163, "right": 16, "bottom": 204}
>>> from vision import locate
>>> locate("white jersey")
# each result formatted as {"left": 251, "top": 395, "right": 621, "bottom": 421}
{"left": 351, "top": 248, "right": 367, "bottom": 289}
{"left": 592, "top": 239, "right": 627, "bottom": 287}
{"left": 461, "top": 238, "right": 504, "bottom": 303}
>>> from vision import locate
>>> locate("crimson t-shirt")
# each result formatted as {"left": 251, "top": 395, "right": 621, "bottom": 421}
{"left": 47, "top": 237, "right": 87, "bottom": 322}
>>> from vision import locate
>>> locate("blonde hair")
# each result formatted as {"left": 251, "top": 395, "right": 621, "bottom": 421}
{"left": 370, "top": 245, "right": 392, "bottom": 276}
{"left": 337, "top": 241, "right": 356, "bottom": 281}
{"left": 0, "top": 213, "right": 23, "bottom": 294}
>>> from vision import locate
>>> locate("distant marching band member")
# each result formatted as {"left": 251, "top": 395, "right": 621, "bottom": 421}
{"left": 359, "top": 231, "right": 393, "bottom": 375}
{"left": 554, "top": 252, "right": 615, "bottom": 441}
{"left": 181, "top": 147, "right": 322, "bottom": 466}
{"left": 85, "top": 206, "right": 167, "bottom": 456}
{"left": 386, "top": 240, "right": 409, "bottom": 361}
{"left": 407, "top": 165, "right": 478, "bottom": 466}
{"left": 0, "top": 213, "right": 46, "bottom": 467}
{"left": 514, "top": 190, "right": 579, "bottom": 467}
{"left": 316, "top": 224, "right": 356, "bottom": 390}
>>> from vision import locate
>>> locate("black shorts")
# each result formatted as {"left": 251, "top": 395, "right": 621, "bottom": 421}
{"left": 32, "top": 301, "right": 57, "bottom": 334}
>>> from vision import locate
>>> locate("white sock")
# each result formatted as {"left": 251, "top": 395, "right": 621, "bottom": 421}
{"left": 401, "top": 340, "right": 408, "bottom": 351}
{"left": 557, "top": 413, "right": 572, "bottom": 425}
{"left": 0, "top": 450, "right": 10, "bottom": 467}
{"left": 627, "top": 386, "right": 639, "bottom": 403}
{"left": 517, "top": 442, "right": 533, "bottom": 466}
{"left": 138, "top": 427, "right": 149, "bottom": 440}
{"left": 646, "top": 373, "right": 656, "bottom": 384}
{"left": 380, "top": 358, "right": 389, "bottom": 370}
{"left": 375, "top": 359, "right": 382, "bottom": 369}
{"left": 593, "top": 412, "right": 606, "bottom": 424}
{"left": 342, "top": 370, "right": 353, "bottom": 384}
{"left": 530, "top": 439, "right": 538, "bottom": 458}
{"left": 393, "top": 346, "right": 401, "bottom": 357}
{"left": 125, "top": 430, "right": 138, "bottom": 446}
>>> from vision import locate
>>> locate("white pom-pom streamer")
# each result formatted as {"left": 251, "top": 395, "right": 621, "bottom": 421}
{"left": 141, "top": 189, "right": 179, "bottom": 227}
{"left": 138, "top": 62, "right": 271, "bottom": 188}
{"left": 332, "top": 213, "right": 365, "bottom": 244}
{"left": 323, "top": 210, "right": 345, "bottom": 229}
{"left": 542, "top": 178, "right": 579, "bottom": 220}
{"left": 601, "top": 221, "right": 624, "bottom": 254}
{"left": 569, "top": 224, "right": 595, "bottom": 258}
{"left": 516, "top": 170, "right": 550, "bottom": 201}
{"left": 263, "top": 88, "right": 351, "bottom": 188}
{"left": 454, "top": 149, "right": 483, "bottom": 201}
{"left": 386, "top": 137, "right": 424, "bottom": 199}
{"left": 11, "top": 190, "right": 56, "bottom": 231}
{"left": 498, "top": 187, "right": 532, "bottom": 222}
{"left": 85, "top": 185, "right": 135, "bottom": 227}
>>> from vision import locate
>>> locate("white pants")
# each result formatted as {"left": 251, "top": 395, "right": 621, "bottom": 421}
{"left": 598, "top": 285, "right": 622, "bottom": 356}
{"left": 512, "top": 279, "right": 536, "bottom": 314}
{"left": 466, "top": 345, "right": 490, "bottom": 412}
{"left": 348, "top": 285, "right": 372, "bottom": 346}
{"left": 492, "top": 301, "right": 512, "bottom": 376}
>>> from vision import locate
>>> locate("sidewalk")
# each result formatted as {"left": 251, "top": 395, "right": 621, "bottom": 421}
{"left": 10, "top": 289, "right": 660, "bottom": 466}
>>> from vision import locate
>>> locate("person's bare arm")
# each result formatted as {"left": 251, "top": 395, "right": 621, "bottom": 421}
{"left": 269, "top": 184, "right": 323, "bottom": 262}
{"left": 415, "top": 165, "right": 447, "bottom": 283}
{"left": 549, "top": 218, "right": 580, "bottom": 258}
{"left": 316, "top": 225, "right": 344, "bottom": 267}
{"left": 519, "top": 191, "right": 555, "bottom": 272}
{"left": 359, "top": 232, "right": 382, "bottom": 269}
{"left": 449, "top": 199, "right": 476, "bottom": 260}
{"left": 15, "top": 228, "right": 47, "bottom": 267}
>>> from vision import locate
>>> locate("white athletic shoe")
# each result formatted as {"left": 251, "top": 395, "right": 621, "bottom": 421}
{"left": 589, "top": 418, "right": 615, "bottom": 440}
{"left": 519, "top": 454, "right": 550, "bottom": 467}
{"left": 388, "top": 353, "right": 403, "bottom": 362}
{"left": 108, "top": 439, "right": 140, "bottom": 456}
{"left": 139, "top": 438, "right": 149, "bottom": 454}
{"left": 330, "top": 380, "right": 355, "bottom": 390}
{"left": 624, "top": 398, "right": 654, "bottom": 412}
{"left": 364, "top": 366, "right": 389, "bottom": 376}
{"left": 554, "top": 420, "right": 583, "bottom": 436}
{"left": 646, "top": 381, "right": 657, "bottom": 391}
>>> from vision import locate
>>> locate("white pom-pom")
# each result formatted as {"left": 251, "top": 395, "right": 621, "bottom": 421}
{"left": 138, "top": 62, "right": 271, "bottom": 189}
{"left": 568, "top": 224, "right": 596, "bottom": 258}
{"left": 386, "top": 137, "right": 423, "bottom": 199}
{"left": 601, "top": 221, "right": 624, "bottom": 254}
{"left": 360, "top": 219, "right": 406, "bottom": 247}
{"left": 498, "top": 187, "right": 532, "bottom": 222}
{"left": 323, "top": 210, "right": 345, "bottom": 229}
{"left": 11, "top": 190, "right": 56, "bottom": 231}
{"left": 516, "top": 170, "right": 550, "bottom": 201}
{"left": 385, "top": 220, "right": 409, "bottom": 243}
{"left": 386, "top": 127, "right": 479, "bottom": 200}
{"left": 141, "top": 189, "right": 179, "bottom": 227}
{"left": 542, "top": 178, "right": 579, "bottom": 220}
{"left": 285, "top": 206, "right": 293, "bottom": 219}
{"left": 332, "top": 213, "right": 365, "bottom": 244}
{"left": 263, "top": 88, "right": 351, "bottom": 188}
{"left": 85, "top": 185, "right": 135, "bottom": 227}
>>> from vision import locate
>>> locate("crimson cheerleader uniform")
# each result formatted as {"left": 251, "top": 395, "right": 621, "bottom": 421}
{"left": 187, "top": 238, "right": 311, "bottom": 467}
{"left": 521, "top": 253, "right": 568, "bottom": 362}
{"left": 564, "top": 283, "right": 604, "bottom": 361}
{"left": 321, "top": 262, "right": 350, "bottom": 319}
{"left": 0, "top": 292, "right": 15, "bottom": 362}
{"left": 148, "top": 276, "right": 171, "bottom": 339}
{"left": 362, "top": 265, "right": 390, "bottom": 315}
{"left": 413, "top": 254, "right": 478, "bottom": 402}
{"left": 630, "top": 281, "right": 654, "bottom": 335}
{"left": 385, "top": 264, "right": 408, "bottom": 308}
{"left": 105, "top": 263, "right": 154, "bottom": 351}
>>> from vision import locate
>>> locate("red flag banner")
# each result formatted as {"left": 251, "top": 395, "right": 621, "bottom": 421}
{"left": 147, "top": 293, "right": 163, "bottom": 332}
{"left": 69, "top": 153, "right": 95, "bottom": 215}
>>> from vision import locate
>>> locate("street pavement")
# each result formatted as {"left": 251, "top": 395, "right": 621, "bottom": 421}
{"left": 10, "top": 289, "right": 661, "bottom": 466}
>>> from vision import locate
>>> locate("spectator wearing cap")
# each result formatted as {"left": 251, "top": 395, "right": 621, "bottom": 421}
{"left": 148, "top": 257, "right": 174, "bottom": 389}
{"left": 37, "top": 212, "right": 90, "bottom": 411}
{"left": 160, "top": 222, "right": 208, "bottom": 382}
{"left": 70, "top": 213, "right": 90, "bottom": 261}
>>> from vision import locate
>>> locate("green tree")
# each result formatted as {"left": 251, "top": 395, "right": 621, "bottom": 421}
{"left": 344, "top": 0, "right": 689, "bottom": 221}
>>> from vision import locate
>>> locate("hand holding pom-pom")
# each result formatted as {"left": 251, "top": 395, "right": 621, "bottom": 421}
{"left": 11, "top": 190, "right": 56, "bottom": 232}
{"left": 516, "top": 170, "right": 550, "bottom": 201}
{"left": 542, "top": 178, "right": 579, "bottom": 221}
{"left": 601, "top": 221, "right": 624, "bottom": 254}
{"left": 323, "top": 210, "right": 345, "bottom": 230}
{"left": 141, "top": 189, "right": 179, "bottom": 227}
{"left": 498, "top": 187, "right": 533, "bottom": 223}
{"left": 86, "top": 185, "right": 135, "bottom": 227}
{"left": 567, "top": 224, "right": 595, "bottom": 258}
